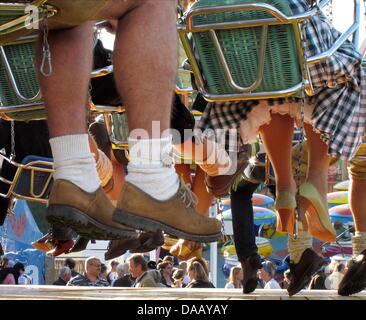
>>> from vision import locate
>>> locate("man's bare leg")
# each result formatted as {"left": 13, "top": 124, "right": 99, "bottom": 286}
{"left": 39, "top": 0, "right": 221, "bottom": 242}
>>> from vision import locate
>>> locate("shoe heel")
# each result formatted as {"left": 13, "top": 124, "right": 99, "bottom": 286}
{"left": 274, "top": 191, "right": 296, "bottom": 233}
{"left": 299, "top": 182, "right": 336, "bottom": 242}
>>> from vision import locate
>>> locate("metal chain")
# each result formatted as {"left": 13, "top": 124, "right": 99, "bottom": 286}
{"left": 10, "top": 120, "right": 15, "bottom": 161}
{"left": 40, "top": 13, "right": 52, "bottom": 77}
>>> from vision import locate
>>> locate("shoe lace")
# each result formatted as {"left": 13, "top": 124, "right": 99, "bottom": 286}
{"left": 179, "top": 183, "right": 199, "bottom": 208}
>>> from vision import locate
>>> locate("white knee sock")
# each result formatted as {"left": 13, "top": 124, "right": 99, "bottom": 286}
{"left": 352, "top": 231, "right": 366, "bottom": 257}
{"left": 49, "top": 134, "right": 101, "bottom": 193}
{"left": 126, "top": 135, "right": 180, "bottom": 201}
{"left": 288, "top": 232, "right": 313, "bottom": 264}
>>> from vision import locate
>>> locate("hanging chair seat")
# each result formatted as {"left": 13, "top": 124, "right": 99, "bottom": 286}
{"left": 0, "top": 153, "right": 54, "bottom": 203}
{"left": 177, "top": 0, "right": 361, "bottom": 102}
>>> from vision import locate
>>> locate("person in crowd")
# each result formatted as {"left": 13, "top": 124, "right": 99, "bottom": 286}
{"left": 148, "top": 269, "right": 167, "bottom": 288}
{"left": 53, "top": 266, "right": 72, "bottom": 286}
{"left": 157, "top": 261, "right": 174, "bottom": 287}
{"left": 178, "top": 261, "right": 191, "bottom": 287}
{"left": 259, "top": 261, "right": 281, "bottom": 290}
{"left": 225, "top": 266, "right": 243, "bottom": 289}
{"left": 106, "top": 260, "right": 119, "bottom": 284}
{"left": 185, "top": 260, "right": 215, "bottom": 288}
{"left": 172, "top": 269, "right": 186, "bottom": 288}
{"left": 325, "top": 262, "right": 347, "bottom": 290}
{"left": 308, "top": 268, "right": 327, "bottom": 290}
{"left": 111, "top": 263, "right": 133, "bottom": 287}
{"left": 99, "top": 263, "right": 108, "bottom": 282}
{"left": 64, "top": 258, "right": 80, "bottom": 278}
{"left": 127, "top": 254, "right": 156, "bottom": 287}
{"left": 67, "top": 257, "right": 109, "bottom": 287}
{"left": 0, "top": 261, "right": 25, "bottom": 285}
{"left": 282, "top": 269, "right": 293, "bottom": 290}
{"left": 147, "top": 261, "right": 157, "bottom": 270}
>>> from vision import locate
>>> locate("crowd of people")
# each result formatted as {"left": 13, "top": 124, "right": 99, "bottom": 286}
{"left": 47, "top": 256, "right": 215, "bottom": 289}
{"left": 0, "top": 0, "right": 365, "bottom": 298}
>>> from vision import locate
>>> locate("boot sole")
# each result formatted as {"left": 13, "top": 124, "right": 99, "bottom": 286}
{"left": 287, "top": 257, "right": 324, "bottom": 296}
{"left": 338, "top": 257, "right": 366, "bottom": 295}
{"left": 47, "top": 204, "right": 138, "bottom": 240}
{"left": 112, "top": 208, "right": 221, "bottom": 243}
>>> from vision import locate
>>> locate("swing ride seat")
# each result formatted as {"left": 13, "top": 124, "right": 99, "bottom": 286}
{"left": 177, "top": 0, "right": 361, "bottom": 102}
{"left": 0, "top": 0, "right": 57, "bottom": 45}
{"left": 0, "top": 154, "right": 54, "bottom": 203}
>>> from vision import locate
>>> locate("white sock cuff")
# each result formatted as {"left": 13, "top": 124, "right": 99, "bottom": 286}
{"left": 355, "top": 231, "right": 366, "bottom": 238}
{"left": 50, "top": 134, "right": 94, "bottom": 162}
{"left": 128, "top": 135, "right": 173, "bottom": 166}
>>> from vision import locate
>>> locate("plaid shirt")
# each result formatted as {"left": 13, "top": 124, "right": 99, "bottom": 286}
{"left": 66, "top": 274, "right": 110, "bottom": 287}
{"left": 196, "top": 0, "right": 366, "bottom": 160}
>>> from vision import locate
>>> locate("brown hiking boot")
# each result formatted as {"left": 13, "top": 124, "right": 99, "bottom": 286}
{"left": 46, "top": 180, "right": 138, "bottom": 240}
{"left": 338, "top": 249, "right": 366, "bottom": 296}
{"left": 112, "top": 181, "right": 222, "bottom": 242}
{"left": 204, "top": 144, "right": 251, "bottom": 197}
{"left": 287, "top": 248, "right": 324, "bottom": 296}
{"left": 105, "top": 231, "right": 165, "bottom": 260}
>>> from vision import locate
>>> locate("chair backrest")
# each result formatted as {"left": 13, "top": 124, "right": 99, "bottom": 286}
{"left": 192, "top": 0, "right": 301, "bottom": 95}
{"left": 0, "top": 37, "right": 45, "bottom": 121}
{"left": 178, "top": 0, "right": 361, "bottom": 102}
{"left": 178, "top": 0, "right": 307, "bottom": 102}
{"left": 0, "top": 1, "right": 57, "bottom": 46}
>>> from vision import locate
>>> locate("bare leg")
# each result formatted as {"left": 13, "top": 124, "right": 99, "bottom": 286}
{"left": 303, "top": 123, "right": 330, "bottom": 203}
{"left": 259, "top": 112, "right": 297, "bottom": 232}
{"left": 110, "top": 0, "right": 177, "bottom": 136}
{"left": 349, "top": 178, "right": 366, "bottom": 232}
{"left": 36, "top": 23, "right": 94, "bottom": 138}
{"left": 259, "top": 112, "right": 296, "bottom": 195}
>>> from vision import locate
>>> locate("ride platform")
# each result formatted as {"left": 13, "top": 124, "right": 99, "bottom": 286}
{"left": 0, "top": 285, "right": 365, "bottom": 300}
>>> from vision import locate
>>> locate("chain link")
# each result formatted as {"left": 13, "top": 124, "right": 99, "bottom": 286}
{"left": 40, "top": 11, "right": 52, "bottom": 77}
{"left": 10, "top": 120, "right": 15, "bottom": 161}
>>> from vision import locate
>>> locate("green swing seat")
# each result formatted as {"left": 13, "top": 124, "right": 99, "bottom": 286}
{"left": 0, "top": 0, "right": 57, "bottom": 121}
{"left": 177, "top": 0, "right": 361, "bottom": 102}
{"left": 0, "top": 38, "right": 46, "bottom": 121}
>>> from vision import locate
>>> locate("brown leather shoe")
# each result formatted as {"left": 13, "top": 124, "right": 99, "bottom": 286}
{"left": 338, "top": 249, "right": 366, "bottom": 296}
{"left": 69, "top": 236, "right": 90, "bottom": 253}
{"left": 287, "top": 248, "right": 324, "bottom": 296}
{"left": 46, "top": 180, "right": 138, "bottom": 240}
{"left": 112, "top": 180, "right": 222, "bottom": 242}
{"left": 240, "top": 253, "right": 262, "bottom": 294}
{"left": 205, "top": 144, "right": 251, "bottom": 197}
{"left": 105, "top": 230, "right": 165, "bottom": 260}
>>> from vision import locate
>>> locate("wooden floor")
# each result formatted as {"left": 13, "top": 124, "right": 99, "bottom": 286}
{"left": 0, "top": 285, "right": 365, "bottom": 300}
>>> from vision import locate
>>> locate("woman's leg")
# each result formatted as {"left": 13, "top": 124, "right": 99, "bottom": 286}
{"left": 259, "top": 112, "right": 296, "bottom": 194}
{"left": 303, "top": 123, "right": 330, "bottom": 203}
{"left": 259, "top": 112, "right": 297, "bottom": 232}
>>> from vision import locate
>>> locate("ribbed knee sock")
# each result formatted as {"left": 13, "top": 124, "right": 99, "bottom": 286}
{"left": 49, "top": 134, "right": 101, "bottom": 193}
{"left": 126, "top": 135, "right": 180, "bottom": 201}
{"left": 352, "top": 231, "right": 366, "bottom": 257}
{"left": 288, "top": 232, "right": 313, "bottom": 264}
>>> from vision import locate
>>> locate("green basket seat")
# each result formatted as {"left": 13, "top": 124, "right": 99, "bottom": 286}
{"left": 0, "top": 39, "right": 46, "bottom": 120}
{"left": 187, "top": 0, "right": 302, "bottom": 97}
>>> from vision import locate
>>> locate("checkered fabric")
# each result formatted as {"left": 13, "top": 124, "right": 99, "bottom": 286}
{"left": 196, "top": 0, "right": 366, "bottom": 161}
